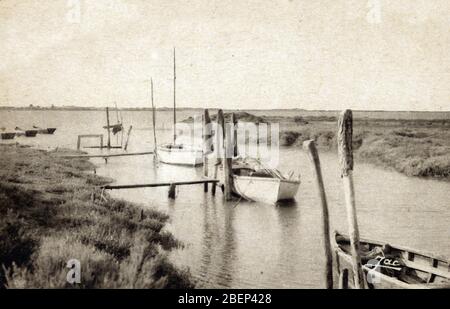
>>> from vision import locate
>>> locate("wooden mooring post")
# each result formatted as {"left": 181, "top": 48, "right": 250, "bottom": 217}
{"left": 338, "top": 109, "right": 365, "bottom": 289}
{"left": 212, "top": 109, "right": 225, "bottom": 196}
{"left": 231, "top": 112, "right": 238, "bottom": 157}
{"left": 223, "top": 118, "right": 233, "bottom": 201}
{"left": 303, "top": 140, "right": 333, "bottom": 289}
{"left": 203, "top": 109, "right": 212, "bottom": 192}
{"left": 123, "top": 125, "right": 133, "bottom": 151}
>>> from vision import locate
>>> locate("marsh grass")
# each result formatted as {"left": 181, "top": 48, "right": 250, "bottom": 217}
{"left": 278, "top": 118, "right": 450, "bottom": 180}
{"left": 0, "top": 144, "right": 193, "bottom": 288}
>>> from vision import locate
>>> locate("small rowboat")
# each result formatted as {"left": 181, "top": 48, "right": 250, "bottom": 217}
{"left": 33, "top": 126, "right": 57, "bottom": 134}
{"left": 1, "top": 132, "right": 16, "bottom": 140}
{"left": 333, "top": 231, "right": 450, "bottom": 289}
{"left": 157, "top": 143, "right": 203, "bottom": 166}
{"left": 231, "top": 159, "right": 300, "bottom": 204}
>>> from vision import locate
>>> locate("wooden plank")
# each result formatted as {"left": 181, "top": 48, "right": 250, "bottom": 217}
{"left": 427, "top": 258, "right": 438, "bottom": 283}
{"left": 102, "top": 179, "right": 220, "bottom": 190}
{"left": 83, "top": 146, "right": 121, "bottom": 149}
{"left": 78, "top": 134, "right": 104, "bottom": 138}
{"left": 403, "top": 259, "right": 450, "bottom": 280}
{"left": 61, "top": 151, "right": 154, "bottom": 159}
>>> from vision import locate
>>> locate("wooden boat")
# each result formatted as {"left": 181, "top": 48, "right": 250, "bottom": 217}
{"left": 1, "top": 132, "right": 16, "bottom": 140}
{"left": 33, "top": 126, "right": 57, "bottom": 134}
{"left": 15, "top": 127, "right": 38, "bottom": 137}
{"left": 333, "top": 231, "right": 450, "bottom": 289}
{"left": 231, "top": 159, "right": 300, "bottom": 204}
{"left": 157, "top": 143, "right": 203, "bottom": 166}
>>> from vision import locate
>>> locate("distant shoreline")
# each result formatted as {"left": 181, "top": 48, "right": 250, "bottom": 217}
{"left": 0, "top": 106, "right": 449, "bottom": 114}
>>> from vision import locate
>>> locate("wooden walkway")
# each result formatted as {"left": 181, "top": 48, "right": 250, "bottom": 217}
{"left": 101, "top": 179, "right": 219, "bottom": 190}
{"left": 61, "top": 151, "right": 154, "bottom": 159}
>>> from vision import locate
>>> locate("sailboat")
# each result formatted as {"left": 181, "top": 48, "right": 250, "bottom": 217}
{"left": 157, "top": 48, "right": 203, "bottom": 166}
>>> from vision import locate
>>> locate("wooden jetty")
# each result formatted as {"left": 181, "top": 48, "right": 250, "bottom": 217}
{"left": 101, "top": 179, "right": 219, "bottom": 199}
{"left": 62, "top": 151, "right": 154, "bottom": 159}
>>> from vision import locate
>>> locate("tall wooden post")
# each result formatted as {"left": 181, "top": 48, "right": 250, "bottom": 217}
{"left": 303, "top": 140, "right": 333, "bottom": 289}
{"left": 223, "top": 121, "right": 233, "bottom": 201}
{"left": 123, "top": 125, "right": 133, "bottom": 151}
{"left": 106, "top": 107, "right": 111, "bottom": 149}
{"left": 212, "top": 110, "right": 225, "bottom": 196}
{"left": 256, "top": 122, "right": 260, "bottom": 159}
{"left": 338, "top": 109, "right": 365, "bottom": 289}
{"left": 231, "top": 113, "right": 238, "bottom": 157}
{"left": 203, "top": 109, "right": 211, "bottom": 192}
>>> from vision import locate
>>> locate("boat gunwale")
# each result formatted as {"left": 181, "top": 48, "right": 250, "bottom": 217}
{"left": 232, "top": 174, "right": 301, "bottom": 185}
{"left": 157, "top": 144, "right": 202, "bottom": 154}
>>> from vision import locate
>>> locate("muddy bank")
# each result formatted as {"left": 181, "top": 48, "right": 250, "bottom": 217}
{"left": 0, "top": 144, "right": 194, "bottom": 288}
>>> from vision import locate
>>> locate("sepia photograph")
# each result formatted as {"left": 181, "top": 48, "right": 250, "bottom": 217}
{"left": 1, "top": 0, "right": 449, "bottom": 299}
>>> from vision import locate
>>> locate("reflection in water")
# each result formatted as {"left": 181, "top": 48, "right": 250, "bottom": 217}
{"left": 5, "top": 110, "right": 450, "bottom": 288}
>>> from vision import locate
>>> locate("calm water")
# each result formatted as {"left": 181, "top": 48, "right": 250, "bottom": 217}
{"left": 2, "top": 110, "right": 449, "bottom": 288}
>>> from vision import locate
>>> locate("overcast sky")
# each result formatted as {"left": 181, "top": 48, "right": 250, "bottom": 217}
{"left": 1, "top": 0, "right": 449, "bottom": 110}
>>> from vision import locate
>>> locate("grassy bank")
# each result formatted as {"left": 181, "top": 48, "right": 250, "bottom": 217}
{"left": 277, "top": 117, "right": 450, "bottom": 180}
{"left": 0, "top": 144, "right": 193, "bottom": 288}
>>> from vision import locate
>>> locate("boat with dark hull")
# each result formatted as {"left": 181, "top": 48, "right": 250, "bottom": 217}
{"left": 1, "top": 132, "right": 16, "bottom": 140}
{"left": 33, "top": 126, "right": 57, "bottom": 134}
{"left": 15, "top": 127, "right": 38, "bottom": 137}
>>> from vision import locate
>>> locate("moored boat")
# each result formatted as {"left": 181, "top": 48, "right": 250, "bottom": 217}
{"left": 333, "top": 231, "right": 450, "bottom": 289}
{"left": 157, "top": 143, "right": 203, "bottom": 166}
{"left": 15, "top": 127, "right": 38, "bottom": 137}
{"left": 231, "top": 159, "right": 300, "bottom": 204}
{"left": 1, "top": 132, "right": 16, "bottom": 140}
{"left": 33, "top": 126, "right": 57, "bottom": 134}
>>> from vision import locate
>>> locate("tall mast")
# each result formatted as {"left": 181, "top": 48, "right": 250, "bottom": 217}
{"left": 173, "top": 47, "right": 176, "bottom": 144}
{"left": 151, "top": 78, "right": 158, "bottom": 155}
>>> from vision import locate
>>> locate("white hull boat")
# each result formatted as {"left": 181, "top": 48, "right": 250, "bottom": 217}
{"left": 231, "top": 159, "right": 300, "bottom": 204}
{"left": 157, "top": 144, "right": 203, "bottom": 166}
{"left": 232, "top": 175, "right": 300, "bottom": 204}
